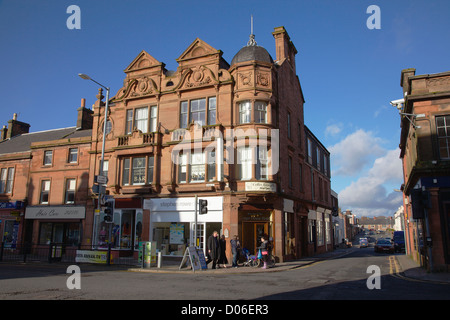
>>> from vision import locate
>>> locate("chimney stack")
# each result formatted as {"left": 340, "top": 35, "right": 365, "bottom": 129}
{"left": 272, "top": 26, "right": 298, "bottom": 70}
{"left": 77, "top": 98, "right": 93, "bottom": 130}
{"left": 6, "top": 113, "right": 30, "bottom": 140}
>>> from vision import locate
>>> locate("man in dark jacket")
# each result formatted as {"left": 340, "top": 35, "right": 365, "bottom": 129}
{"left": 206, "top": 231, "right": 220, "bottom": 269}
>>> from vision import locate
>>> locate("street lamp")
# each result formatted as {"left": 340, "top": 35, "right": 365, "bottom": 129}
{"left": 78, "top": 73, "right": 111, "bottom": 249}
{"left": 78, "top": 73, "right": 110, "bottom": 177}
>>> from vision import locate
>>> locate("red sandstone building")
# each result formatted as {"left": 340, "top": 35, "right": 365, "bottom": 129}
{"left": 0, "top": 26, "right": 332, "bottom": 263}
{"left": 396, "top": 68, "right": 450, "bottom": 272}
{"left": 86, "top": 26, "right": 332, "bottom": 262}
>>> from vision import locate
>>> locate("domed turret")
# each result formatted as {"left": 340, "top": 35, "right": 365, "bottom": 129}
{"left": 231, "top": 33, "right": 273, "bottom": 66}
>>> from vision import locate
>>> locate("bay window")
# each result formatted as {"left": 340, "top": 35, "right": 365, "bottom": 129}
{"left": 239, "top": 100, "right": 269, "bottom": 124}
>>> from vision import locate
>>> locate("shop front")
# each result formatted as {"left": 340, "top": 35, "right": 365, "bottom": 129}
{"left": 0, "top": 201, "right": 24, "bottom": 249}
{"left": 24, "top": 206, "right": 85, "bottom": 249}
{"left": 144, "top": 196, "right": 223, "bottom": 256}
{"left": 92, "top": 198, "right": 145, "bottom": 258}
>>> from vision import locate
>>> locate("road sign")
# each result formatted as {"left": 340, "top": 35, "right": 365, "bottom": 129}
{"left": 95, "top": 175, "right": 108, "bottom": 184}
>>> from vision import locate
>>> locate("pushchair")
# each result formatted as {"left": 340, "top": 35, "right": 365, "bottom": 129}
{"left": 241, "top": 248, "right": 258, "bottom": 267}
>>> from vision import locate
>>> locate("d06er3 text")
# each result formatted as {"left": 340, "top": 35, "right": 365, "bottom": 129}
{"left": 225, "top": 304, "right": 268, "bottom": 315}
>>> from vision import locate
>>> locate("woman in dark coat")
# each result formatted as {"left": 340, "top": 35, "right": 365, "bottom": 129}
{"left": 218, "top": 235, "right": 228, "bottom": 268}
{"left": 206, "top": 231, "right": 220, "bottom": 269}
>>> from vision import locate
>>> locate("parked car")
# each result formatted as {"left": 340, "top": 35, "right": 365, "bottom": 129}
{"left": 359, "top": 238, "right": 368, "bottom": 248}
{"left": 393, "top": 231, "right": 405, "bottom": 253}
{"left": 374, "top": 239, "right": 394, "bottom": 253}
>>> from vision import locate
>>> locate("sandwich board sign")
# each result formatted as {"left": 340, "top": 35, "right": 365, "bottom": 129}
{"left": 179, "top": 246, "right": 207, "bottom": 272}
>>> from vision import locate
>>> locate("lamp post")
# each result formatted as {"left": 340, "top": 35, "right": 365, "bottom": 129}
{"left": 78, "top": 73, "right": 110, "bottom": 248}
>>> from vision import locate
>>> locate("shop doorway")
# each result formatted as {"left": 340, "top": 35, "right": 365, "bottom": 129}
{"left": 242, "top": 221, "right": 269, "bottom": 255}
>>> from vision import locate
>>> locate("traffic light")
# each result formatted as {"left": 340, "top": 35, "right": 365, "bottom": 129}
{"left": 199, "top": 199, "right": 208, "bottom": 215}
{"left": 103, "top": 198, "right": 115, "bottom": 222}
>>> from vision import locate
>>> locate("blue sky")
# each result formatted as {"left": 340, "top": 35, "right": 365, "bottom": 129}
{"left": 1, "top": 0, "right": 450, "bottom": 217}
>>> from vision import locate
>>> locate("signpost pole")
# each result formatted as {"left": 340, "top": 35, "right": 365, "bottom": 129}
{"left": 194, "top": 195, "right": 198, "bottom": 248}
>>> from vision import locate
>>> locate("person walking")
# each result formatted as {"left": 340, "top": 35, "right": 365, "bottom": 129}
{"left": 206, "top": 231, "right": 220, "bottom": 269}
{"left": 218, "top": 235, "right": 228, "bottom": 268}
{"left": 257, "top": 235, "right": 269, "bottom": 269}
{"left": 230, "top": 235, "right": 241, "bottom": 268}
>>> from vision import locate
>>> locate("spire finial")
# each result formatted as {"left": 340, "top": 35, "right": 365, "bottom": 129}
{"left": 247, "top": 14, "right": 257, "bottom": 46}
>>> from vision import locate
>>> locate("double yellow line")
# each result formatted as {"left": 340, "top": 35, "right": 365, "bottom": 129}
{"left": 389, "top": 256, "right": 400, "bottom": 275}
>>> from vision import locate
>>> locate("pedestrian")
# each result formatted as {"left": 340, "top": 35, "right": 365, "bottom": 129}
{"left": 230, "top": 235, "right": 241, "bottom": 268}
{"left": 206, "top": 230, "right": 220, "bottom": 269}
{"left": 218, "top": 235, "right": 228, "bottom": 268}
{"left": 257, "top": 235, "right": 269, "bottom": 269}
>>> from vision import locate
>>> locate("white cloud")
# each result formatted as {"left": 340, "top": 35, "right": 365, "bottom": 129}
{"left": 337, "top": 148, "right": 403, "bottom": 217}
{"left": 328, "top": 129, "right": 385, "bottom": 177}
{"left": 325, "top": 123, "right": 342, "bottom": 137}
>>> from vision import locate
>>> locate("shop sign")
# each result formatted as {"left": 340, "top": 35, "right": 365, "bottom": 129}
{"left": 75, "top": 250, "right": 108, "bottom": 264}
{"left": 0, "top": 201, "right": 23, "bottom": 209}
{"left": 245, "top": 182, "right": 276, "bottom": 192}
{"left": 144, "top": 196, "right": 223, "bottom": 212}
{"left": 25, "top": 206, "right": 86, "bottom": 219}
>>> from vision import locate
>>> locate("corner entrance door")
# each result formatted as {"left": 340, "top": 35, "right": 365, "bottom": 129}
{"left": 254, "top": 223, "right": 268, "bottom": 254}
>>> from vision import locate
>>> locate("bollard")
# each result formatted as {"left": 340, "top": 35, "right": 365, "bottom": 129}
{"left": 157, "top": 251, "right": 162, "bottom": 268}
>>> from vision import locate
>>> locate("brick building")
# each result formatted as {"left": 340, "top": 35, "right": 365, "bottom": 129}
{"left": 0, "top": 26, "right": 332, "bottom": 263}
{"left": 396, "top": 68, "right": 450, "bottom": 272}
{"left": 87, "top": 26, "right": 332, "bottom": 262}
{"left": 0, "top": 105, "right": 92, "bottom": 250}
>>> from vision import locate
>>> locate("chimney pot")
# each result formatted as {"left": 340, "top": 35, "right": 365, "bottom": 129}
{"left": 81, "top": 98, "right": 86, "bottom": 108}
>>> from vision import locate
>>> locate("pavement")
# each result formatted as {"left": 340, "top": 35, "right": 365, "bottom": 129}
{"left": 128, "top": 248, "right": 450, "bottom": 285}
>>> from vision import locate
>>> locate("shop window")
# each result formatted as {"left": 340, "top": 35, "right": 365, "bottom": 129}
{"left": 97, "top": 210, "right": 142, "bottom": 250}
{"left": 284, "top": 212, "right": 296, "bottom": 257}
{"left": 2, "top": 220, "right": 19, "bottom": 248}
{"left": 308, "top": 219, "right": 315, "bottom": 243}
{"left": 38, "top": 222, "right": 81, "bottom": 245}
{"left": 317, "top": 218, "right": 324, "bottom": 246}
{"left": 40, "top": 180, "right": 50, "bottom": 204}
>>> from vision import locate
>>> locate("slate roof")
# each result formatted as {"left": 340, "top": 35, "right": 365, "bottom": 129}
{"left": 231, "top": 45, "right": 273, "bottom": 66}
{"left": 0, "top": 127, "right": 92, "bottom": 155}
